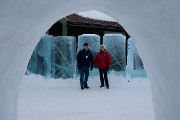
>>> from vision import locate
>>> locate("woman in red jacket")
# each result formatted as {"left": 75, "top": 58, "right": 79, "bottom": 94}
{"left": 94, "top": 45, "right": 111, "bottom": 89}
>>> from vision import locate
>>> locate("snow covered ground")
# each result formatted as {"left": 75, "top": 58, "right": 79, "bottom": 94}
{"left": 18, "top": 70, "right": 154, "bottom": 120}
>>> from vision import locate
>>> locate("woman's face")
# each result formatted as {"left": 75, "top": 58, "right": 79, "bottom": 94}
{"left": 100, "top": 46, "right": 105, "bottom": 51}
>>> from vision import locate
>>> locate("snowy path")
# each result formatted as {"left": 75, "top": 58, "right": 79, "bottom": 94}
{"left": 18, "top": 74, "right": 154, "bottom": 120}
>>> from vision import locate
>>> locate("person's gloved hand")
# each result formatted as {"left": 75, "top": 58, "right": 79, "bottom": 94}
{"left": 90, "top": 66, "right": 93, "bottom": 71}
{"left": 106, "top": 66, "right": 109, "bottom": 71}
{"left": 77, "top": 65, "right": 81, "bottom": 70}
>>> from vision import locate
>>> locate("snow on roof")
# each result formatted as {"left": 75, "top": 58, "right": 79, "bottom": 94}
{"left": 77, "top": 10, "right": 117, "bottom": 22}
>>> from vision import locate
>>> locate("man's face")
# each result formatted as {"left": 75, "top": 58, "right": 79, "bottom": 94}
{"left": 83, "top": 45, "right": 88, "bottom": 51}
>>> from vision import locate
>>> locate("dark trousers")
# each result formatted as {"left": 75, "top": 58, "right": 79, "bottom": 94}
{"left": 99, "top": 69, "right": 109, "bottom": 87}
{"left": 79, "top": 67, "right": 89, "bottom": 87}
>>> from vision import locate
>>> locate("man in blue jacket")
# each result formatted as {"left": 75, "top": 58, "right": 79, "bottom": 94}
{"left": 77, "top": 43, "right": 93, "bottom": 90}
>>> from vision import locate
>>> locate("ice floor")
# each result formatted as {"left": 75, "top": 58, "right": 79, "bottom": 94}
{"left": 18, "top": 72, "right": 154, "bottom": 120}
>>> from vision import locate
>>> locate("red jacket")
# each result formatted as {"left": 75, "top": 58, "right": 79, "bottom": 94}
{"left": 94, "top": 51, "right": 111, "bottom": 69}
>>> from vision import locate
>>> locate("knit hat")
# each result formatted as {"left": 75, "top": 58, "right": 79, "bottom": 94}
{"left": 100, "top": 44, "right": 105, "bottom": 48}
{"left": 83, "top": 43, "right": 89, "bottom": 46}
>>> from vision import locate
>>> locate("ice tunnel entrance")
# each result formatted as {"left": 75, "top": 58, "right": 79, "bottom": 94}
{"left": 17, "top": 10, "right": 154, "bottom": 120}
{"left": 26, "top": 11, "right": 147, "bottom": 79}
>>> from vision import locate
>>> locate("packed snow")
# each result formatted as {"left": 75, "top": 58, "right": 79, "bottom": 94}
{"left": 18, "top": 72, "right": 154, "bottom": 120}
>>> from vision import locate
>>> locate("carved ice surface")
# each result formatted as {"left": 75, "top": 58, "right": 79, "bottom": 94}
{"left": 103, "top": 34, "right": 126, "bottom": 71}
{"left": 77, "top": 34, "right": 100, "bottom": 59}
{"left": 27, "top": 35, "right": 76, "bottom": 79}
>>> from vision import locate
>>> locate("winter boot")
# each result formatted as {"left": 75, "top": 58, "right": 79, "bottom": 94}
{"left": 106, "top": 84, "right": 109, "bottom": 89}
{"left": 81, "top": 86, "right": 84, "bottom": 90}
{"left": 84, "top": 85, "right": 89, "bottom": 89}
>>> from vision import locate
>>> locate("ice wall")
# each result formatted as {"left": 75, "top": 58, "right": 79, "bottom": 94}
{"left": 126, "top": 38, "right": 145, "bottom": 77}
{"left": 27, "top": 35, "right": 76, "bottom": 78}
{"left": 78, "top": 34, "right": 100, "bottom": 59}
{"left": 27, "top": 35, "right": 52, "bottom": 76}
{"left": 0, "top": 0, "right": 180, "bottom": 120}
{"left": 126, "top": 38, "right": 134, "bottom": 77}
{"left": 127, "top": 38, "right": 144, "bottom": 70}
{"left": 51, "top": 36, "right": 76, "bottom": 78}
{"left": 103, "top": 34, "right": 126, "bottom": 71}
{"left": 133, "top": 45, "right": 144, "bottom": 70}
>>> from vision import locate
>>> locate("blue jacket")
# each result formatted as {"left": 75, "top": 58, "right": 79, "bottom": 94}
{"left": 77, "top": 49, "right": 93, "bottom": 69}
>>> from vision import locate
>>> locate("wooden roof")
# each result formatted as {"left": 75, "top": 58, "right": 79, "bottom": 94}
{"left": 65, "top": 13, "right": 123, "bottom": 29}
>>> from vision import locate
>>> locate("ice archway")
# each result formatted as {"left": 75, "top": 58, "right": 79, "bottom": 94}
{"left": 0, "top": 0, "right": 180, "bottom": 120}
